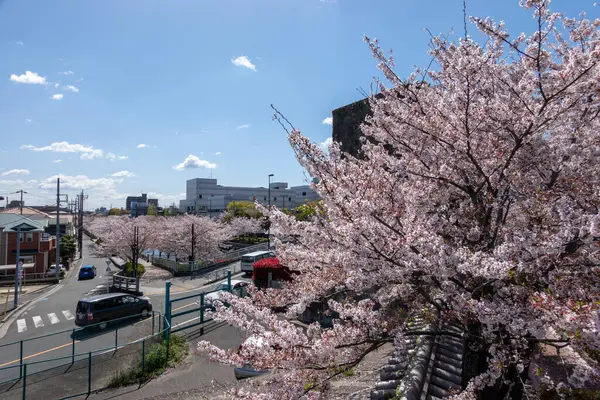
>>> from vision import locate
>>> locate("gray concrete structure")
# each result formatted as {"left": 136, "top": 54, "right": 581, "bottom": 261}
{"left": 179, "top": 178, "right": 320, "bottom": 214}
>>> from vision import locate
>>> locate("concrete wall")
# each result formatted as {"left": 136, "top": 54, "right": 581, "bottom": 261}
{"left": 332, "top": 97, "right": 372, "bottom": 158}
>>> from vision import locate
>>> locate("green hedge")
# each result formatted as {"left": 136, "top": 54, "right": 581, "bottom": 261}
{"left": 124, "top": 262, "right": 145, "bottom": 277}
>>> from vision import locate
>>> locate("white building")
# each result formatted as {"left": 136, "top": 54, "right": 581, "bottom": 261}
{"left": 179, "top": 178, "right": 321, "bottom": 215}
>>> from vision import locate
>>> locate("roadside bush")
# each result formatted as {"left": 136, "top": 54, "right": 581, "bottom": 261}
{"left": 108, "top": 334, "right": 189, "bottom": 387}
{"left": 231, "top": 236, "right": 269, "bottom": 244}
{"left": 124, "top": 262, "right": 145, "bottom": 277}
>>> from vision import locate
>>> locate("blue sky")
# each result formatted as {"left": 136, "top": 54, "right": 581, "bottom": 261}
{"left": 0, "top": 0, "right": 591, "bottom": 210}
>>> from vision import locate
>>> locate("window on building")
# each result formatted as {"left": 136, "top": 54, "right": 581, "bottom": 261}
{"left": 302, "top": 192, "right": 306, "bottom": 196}
{"left": 289, "top": 197, "right": 292, "bottom": 202}
{"left": 274, "top": 197, "right": 277, "bottom": 201}
{"left": 264, "top": 196, "right": 267, "bottom": 201}
{"left": 20, "top": 232, "right": 34, "bottom": 243}
{"left": 198, "top": 195, "right": 202, "bottom": 199}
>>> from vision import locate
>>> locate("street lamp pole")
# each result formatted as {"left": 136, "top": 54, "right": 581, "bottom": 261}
{"left": 268, "top": 174, "right": 274, "bottom": 249}
{"left": 268, "top": 174, "right": 274, "bottom": 207}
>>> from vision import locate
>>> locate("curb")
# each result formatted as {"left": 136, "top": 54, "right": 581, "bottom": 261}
{"left": 1, "top": 300, "right": 31, "bottom": 323}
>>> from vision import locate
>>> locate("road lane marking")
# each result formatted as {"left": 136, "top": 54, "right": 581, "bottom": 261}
{"left": 132, "top": 301, "right": 197, "bottom": 327}
{"left": 17, "top": 319, "right": 27, "bottom": 333}
{"left": 62, "top": 310, "right": 74, "bottom": 320}
{"left": 32, "top": 316, "right": 44, "bottom": 328}
{"left": 48, "top": 313, "right": 60, "bottom": 324}
{"left": 0, "top": 340, "right": 81, "bottom": 368}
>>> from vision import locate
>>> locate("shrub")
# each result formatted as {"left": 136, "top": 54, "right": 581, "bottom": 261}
{"left": 124, "top": 262, "right": 145, "bottom": 277}
{"left": 108, "top": 334, "right": 189, "bottom": 387}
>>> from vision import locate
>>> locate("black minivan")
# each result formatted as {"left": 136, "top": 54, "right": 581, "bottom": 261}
{"left": 75, "top": 293, "right": 152, "bottom": 330}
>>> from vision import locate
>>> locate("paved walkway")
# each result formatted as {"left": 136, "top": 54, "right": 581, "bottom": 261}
{"left": 0, "top": 284, "right": 55, "bottom": 321}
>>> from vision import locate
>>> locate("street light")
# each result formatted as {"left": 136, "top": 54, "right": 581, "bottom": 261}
{"left": 268, "top": 174, "right": 274, "bottom": 207}
{"left": 268, "top": 174, "right": 274, "bottom": 249}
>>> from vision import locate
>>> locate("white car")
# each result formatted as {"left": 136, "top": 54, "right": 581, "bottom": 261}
{"left": 234, "top": 334, "right": 271, "bottom": 380}
{"left": 47, "top": 264, "right": 65, "bottom": 276}
{"left": 204, "top": 279, "right": 249, "bottom": 304}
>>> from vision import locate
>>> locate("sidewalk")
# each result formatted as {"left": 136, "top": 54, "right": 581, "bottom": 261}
{"left": 0, "top": 284, "right": 55, "bottom": 321}
{"left": 139, "top": 261, "right": 244, "bottom": 296}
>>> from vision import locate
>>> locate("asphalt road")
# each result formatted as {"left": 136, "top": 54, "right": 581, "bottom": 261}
{"left": 0, "top": 236, "right": 251, "bottom": 385}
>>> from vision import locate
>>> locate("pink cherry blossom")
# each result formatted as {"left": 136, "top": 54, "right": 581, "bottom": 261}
{"left": 198, "top": 1, "right": 600, "bottom": 398}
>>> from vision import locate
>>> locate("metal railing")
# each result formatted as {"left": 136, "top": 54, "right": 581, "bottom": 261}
{"left": 0, "top": 311, "right": 168, "bottom": 398}
{"left": 150, "top": 243, "right": 268, "bottom": 274}
{"left": 165, "top": 271, "right": 244, "bottom": 334}
{"left": 112, "top": 273, "right": 138, "bottom": 292}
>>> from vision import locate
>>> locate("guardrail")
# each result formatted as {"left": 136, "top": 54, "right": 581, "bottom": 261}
{"left": 150, "top": 243, "right": 269, "bottom": 275}
{"left": 112, "top": 273, "right": 138, "bottom": 293}
{"left": 166, "top": 271, "right": 237, "bottom": 334}
{"left": 0, "top": 311, "right": 165, "bottom": 392}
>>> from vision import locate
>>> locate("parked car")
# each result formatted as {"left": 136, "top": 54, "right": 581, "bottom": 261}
{"left": 75, "top": 293, "right": 152, "bottom": 330}
{"left": 234, "top": 334, "right": 271, "bottom": 380}
{"left": 46, "top": 264, "right": 65, "bottom": 277}
{"left": 204, "top": 279, "right": 249, "bottom": 307}
{"left": 78, "top": 265, "right": 97, "bottom": 280}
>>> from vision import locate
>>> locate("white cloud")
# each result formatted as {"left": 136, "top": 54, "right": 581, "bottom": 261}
{"left": 24, "top": 118, "right": 32, "bottom": 124}
{"left": 236, "top": 124, "right": 250, "bottom": 130}
{"left": 111, "top": 170, "right": 135, "bottom": 178}
{"left": 322, "top": 117, "right": 333, "bottom": 125}
{"left": 39, "top": 174, "right": 119, "bottom": 191}
{"left": 104, "top": 152, "right": 128, "bottom": 161}
{"left": 320, "top": 137, "right": 333, "bottom": 150}
{"left": 231, "top": 56, "right": 257, "bottom": 71}
{"left": 51, "top": 94, "right": 64, "bottom": 100}
{"left": 54, "top": 83, "right": 60, "bottom": 88}
{"left": 21, "top": 141, "right": 126, "bottom": 161}
{"left": 2, "top": 169, "right": 30, "bottom": 176}
{"left": 10, "top": 71, "right": 46, "bottom": 85}
{"left": 52, "top": 159, "right": 62, "bottom": 163}
{"left": 137, "top": 144, "right": 157, "bottom": 149}
{"left": 16, "top": 40, "right": 24, "bottom": 46}
{"left": 22, "top": 142, "right": 96, "bottom": 153}
{"left": 215, "top": 151, "right": 222, "bottom": 155}
{"left": 173, "top": 155, "right": 217, "bottom": 171}
{"left": 80, "top": 149, "right": 105, "bottom": 160}
{"left": 62, "top": 85, "right": 79, "bottom": 93}
{"left": 59, "top": 71, "right": 74, "bottom": 75}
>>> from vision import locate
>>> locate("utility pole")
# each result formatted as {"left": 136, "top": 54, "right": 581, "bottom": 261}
{"left": 13, "top": 190, "right": 27, "bottom": 214}
{"left": 189, "top": 223, "right": 195, "bottom": 272}
{"left": 78, "top": 190, "right": 87, "bottom": 258}
{"left": 14, "top": 226, "right": 21, "bottom": 307}
{"left": 56, "top": 178, "right": 61, "bottom": 269}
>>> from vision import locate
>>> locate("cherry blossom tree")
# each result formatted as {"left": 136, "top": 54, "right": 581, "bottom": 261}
{"left": 227, "top": 217, "right": 265, "bottom": 237}
{"left": 160, "top": 214, "right": 232, "bottom": 263}
{"left": 198, "top": 1, "right": 600, "bottom": 398}
{"left": 87, "top": 215, "right": 164, "bottom": 262}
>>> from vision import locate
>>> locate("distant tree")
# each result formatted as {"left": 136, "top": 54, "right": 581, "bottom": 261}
{"left": 293, "top": 200, "right": 325, "bottom": 222}
{"left": 107, "top": 208, "right": 121, "bottom": 216}
{"left": 147, "top": 204, "right": 157, "bottom": 216}
{"left": 222, "top": 201, "right": 263, "bottom": 222}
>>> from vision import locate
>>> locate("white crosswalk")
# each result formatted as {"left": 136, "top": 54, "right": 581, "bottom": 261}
{"left": 16, "top": 310, "right": 76, "bottom": 333}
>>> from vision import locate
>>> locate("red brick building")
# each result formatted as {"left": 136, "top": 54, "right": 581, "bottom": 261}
{"left": 0, "top": 214, "right": 56, "bottom": 275}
